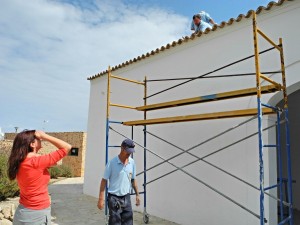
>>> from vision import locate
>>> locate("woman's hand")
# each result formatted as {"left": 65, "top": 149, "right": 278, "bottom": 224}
{"left": 35, "top": 131, "right": 72, "bottom": 152}
{"left": 34, "top": 130, "right": 46, "bottom": 140}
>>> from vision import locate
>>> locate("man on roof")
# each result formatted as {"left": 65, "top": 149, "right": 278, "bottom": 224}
{"left": 191, "top": 11, "right": 216, "bottom": 32}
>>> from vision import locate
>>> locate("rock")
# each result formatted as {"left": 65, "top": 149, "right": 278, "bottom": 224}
{"left": 0, "top": 198, "right": 19, "bottom": 223}
{"left": 10, "top": 204, "right": 15, "bottom": 217}
{"left": 0, "top": 218, "right": 13, "bottom": 225}
{"left": 11, "top": 199, "right": 20, "bottom": 211}
{"left": 2, "top": 206, "right": 11, "bottom": 219}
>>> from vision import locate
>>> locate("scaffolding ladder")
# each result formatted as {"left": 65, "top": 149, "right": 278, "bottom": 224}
{"left": 252, "top": 11, "right": 293, "bottom": 225}
{"left": 104, "top": 70, "right": 149, "bottom": 224}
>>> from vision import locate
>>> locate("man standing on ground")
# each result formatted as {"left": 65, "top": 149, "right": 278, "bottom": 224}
{"left": 191, "top": 11, "right": 216, "bottom": 32}
{"left": 98, "top": 139, "right": 140, "bottom": 225}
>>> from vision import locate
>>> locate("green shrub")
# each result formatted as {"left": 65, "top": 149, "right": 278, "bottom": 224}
{"left": 0, "top": 154, "right": 19, "bottom": 201}
{"left": 49, "top": 164, "right": 73, "bottom": 179}
{"left": 49, "top": 166, "right": 61, "bottom": 179}
{"left": 58, "top": 165, "right": 73, "bottom": 178}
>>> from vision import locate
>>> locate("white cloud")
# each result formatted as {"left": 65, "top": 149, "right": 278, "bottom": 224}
{"left": 0, "top": 0, "right": 189, "bottom": 132}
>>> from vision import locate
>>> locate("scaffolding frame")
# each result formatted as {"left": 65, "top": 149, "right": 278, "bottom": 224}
{"left": 252, "top": 11, "right": 293, "bottom": 225}
{"left": 105, "top": 70, "right": 149, "bottom": 224}
{"left": 103, "top": 11, "right": 293, "bottom": 225}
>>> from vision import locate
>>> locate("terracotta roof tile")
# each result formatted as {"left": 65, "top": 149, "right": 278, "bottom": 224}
{"left": 87, "top": 0, "right": 293, "bottom": 80}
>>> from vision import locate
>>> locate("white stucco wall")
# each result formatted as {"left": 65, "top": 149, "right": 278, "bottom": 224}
{"left": 84, "top": 1, "right": 300, "bottom": 225}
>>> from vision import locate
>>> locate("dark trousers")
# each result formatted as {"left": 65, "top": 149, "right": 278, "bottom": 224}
{"left": 108, "top": 193, "right": 133, "bottom": 225}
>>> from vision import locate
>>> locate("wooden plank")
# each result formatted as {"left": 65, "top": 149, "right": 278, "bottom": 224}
{"left": 123, "top": 108, "right": 275, "bottom": 126}
{"left": 257, "top": 29, "right": 281, "bottom": 51}
{"left": 110, "top": 103, "right": 136, "bottom": 109}
{"left": 136, "top": 85, "right": 279, "bottom": 111}
{"left": 111, "top": 75, "right": 144, "bottom": 85}
{"left": 260, "top": 75, "right": 282, "bottom": 88}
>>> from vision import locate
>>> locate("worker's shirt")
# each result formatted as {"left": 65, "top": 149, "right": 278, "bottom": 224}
{"left": 191, "top": 11, "right": 213, "bottom": 30}
{"left": 194, "top": 21, "right": 212, "bottom": 32}
{"left": 104, "top": 156, "right": 136, "bottom": 196}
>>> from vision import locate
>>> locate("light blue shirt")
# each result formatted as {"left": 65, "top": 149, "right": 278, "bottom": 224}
{"left": 194, "top": 21, "right": 212, "bottom": 32}
{"left": 191, "top": 11, "right": 213, "bottom": 30}
{"left": 104, "top": 156, "right": 136, "bottom": 196}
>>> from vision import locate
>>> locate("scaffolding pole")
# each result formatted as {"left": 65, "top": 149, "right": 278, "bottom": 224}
{"left": 143, "top": 76, "right": 149, "bottom": 223}
{"left": 252, "top": 11, "right": 293, "bottom": 225}
{"left": 104, "top": 66, "right": 111, "bottom": 224}
{"left": 279, "top": 37, "right": 294, "bottom": 225}
{"left": 252, "top": 11, "right": 265, "bottom": 225}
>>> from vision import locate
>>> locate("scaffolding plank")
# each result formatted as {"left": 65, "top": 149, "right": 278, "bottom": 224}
{"left": 136, "top": 85, "right": 279, "bottom": 111}
{"left": 123, "top": 108, "right": 275, "bottom": 126}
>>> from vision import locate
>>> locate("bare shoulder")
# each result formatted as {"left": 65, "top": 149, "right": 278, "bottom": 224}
{"left": 26, "top": 152, "right": 40, "bottom": 158}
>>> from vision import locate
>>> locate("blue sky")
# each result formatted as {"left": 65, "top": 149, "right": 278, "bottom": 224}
{"left": 125, "top": 0, "right": 271, "bottom": 23}
{"left": 0, "top": 0, "right": 273, "bottom": 133}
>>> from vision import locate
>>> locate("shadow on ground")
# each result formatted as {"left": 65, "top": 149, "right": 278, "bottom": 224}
{"left": 48, "top": 178, "right": 178, "bottom": 225}
{"left": 49, "top": 178, "right": 300, "bottom": 225}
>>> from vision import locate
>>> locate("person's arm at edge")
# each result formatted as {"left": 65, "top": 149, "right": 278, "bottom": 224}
{"left": 210, "top": 18, "right": 216, "bottom": 25}
{"left": 131, "top": 179, "right": 140, "bottom": 206}
{"left": 98, "top": 178, "right": 107, "bottom": 210}
{"left": 191, "top": 21, "right": 195, "bottom": 31}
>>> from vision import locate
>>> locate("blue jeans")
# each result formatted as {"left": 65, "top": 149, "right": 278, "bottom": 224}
{"left": 108, "top": 193, "right": 133, "bottom": 225}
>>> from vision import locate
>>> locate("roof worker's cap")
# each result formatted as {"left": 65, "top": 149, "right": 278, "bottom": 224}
{"left": 121, "top": 139, "right": 135, "bottom": 153}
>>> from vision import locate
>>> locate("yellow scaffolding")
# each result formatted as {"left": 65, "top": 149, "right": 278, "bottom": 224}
{"left": 104, "top": 68, "right": 149, "bottom": 223}
{"left": 103, "top": 11, "right": 293, "bottom": 225}
{"left": 135, "top": 85, "right": 279, "bottom": 111}
{"left": 123, "top": 108, "right": 274, "bottom": 126}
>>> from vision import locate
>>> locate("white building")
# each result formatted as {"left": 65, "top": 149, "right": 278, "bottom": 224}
{"left": 0, "top": 127, "right": 4, "bottom": 140}
{"left": 84, "top": 0, "right": 300, "bottom": 224}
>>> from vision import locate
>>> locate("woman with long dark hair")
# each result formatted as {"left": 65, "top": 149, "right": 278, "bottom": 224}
{"left": 8, "top": 130, "right": 72, "bottom": 225}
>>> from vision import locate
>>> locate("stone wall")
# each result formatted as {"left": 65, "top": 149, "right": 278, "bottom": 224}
{"left": 2, "top": 132, "right": 86, "bottom": 177}
{"left": 0, "top": 140, "right": 13, "bottom": 157}
{"left": 2, "top": 134, "right": 15, "bottom": 141}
